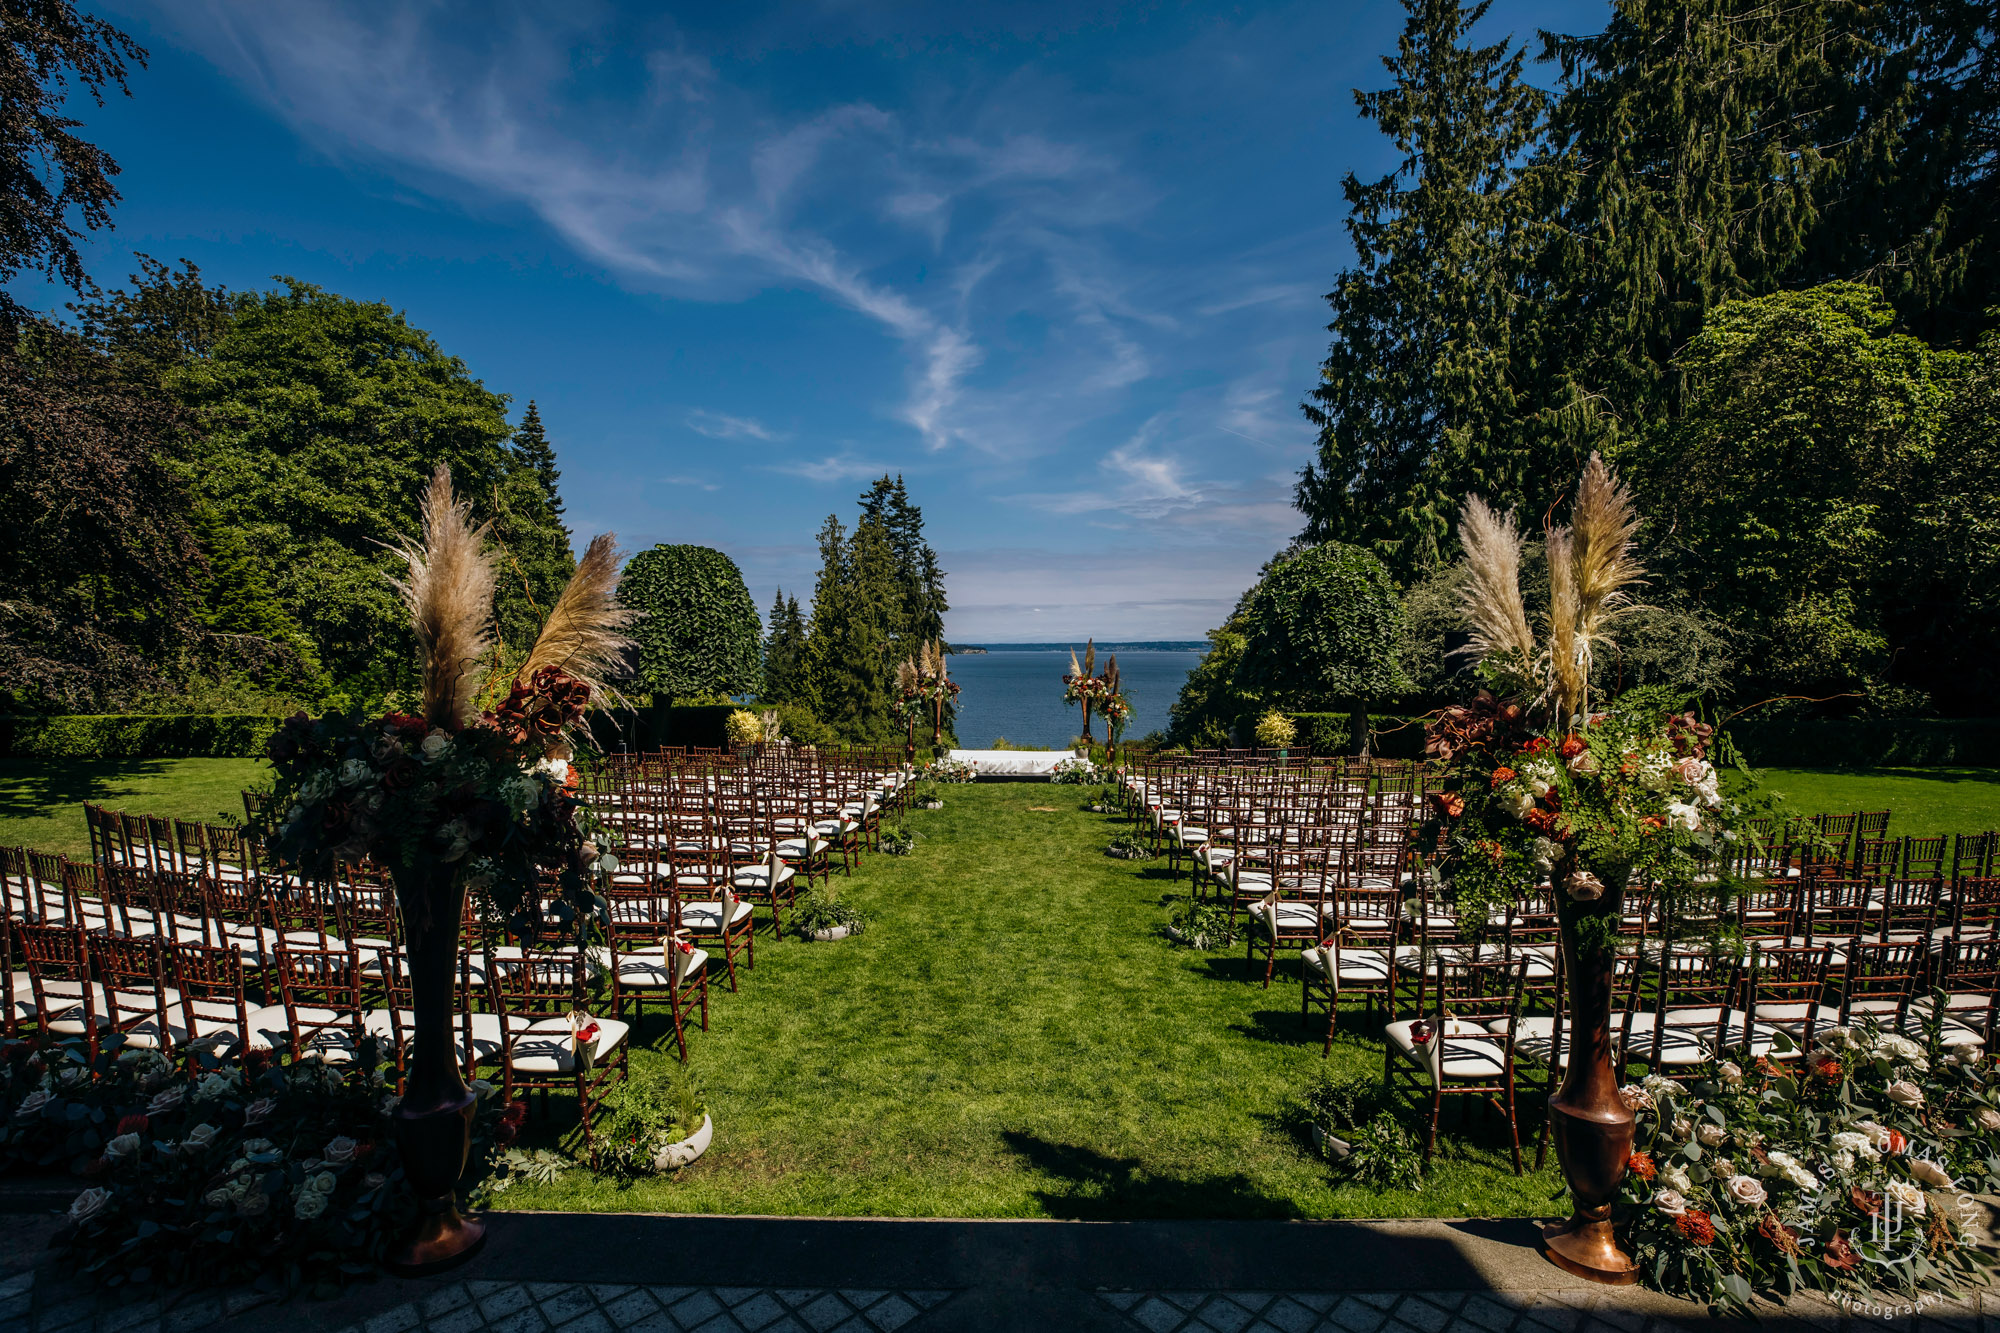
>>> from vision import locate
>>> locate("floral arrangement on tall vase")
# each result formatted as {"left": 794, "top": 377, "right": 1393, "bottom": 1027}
{"left": 1062, "top": 641, "right": 1119, "bottom": 748}
{"left": 894, "top": 639, "right": 959, "bottom": 758}
{"left": 255, "top": 467, "right": 634, "bottom": 1274}
{"left": 1423, "top": 455, "right": 1747, "bottom": 1285}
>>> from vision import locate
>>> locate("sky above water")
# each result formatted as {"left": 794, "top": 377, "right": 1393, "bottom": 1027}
{"left": 16, "top": 0, "right": 1604, "bottom": 641}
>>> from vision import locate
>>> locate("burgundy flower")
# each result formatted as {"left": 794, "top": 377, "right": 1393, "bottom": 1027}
{"left": 381, "top": 757, "right": 421, "bottom": 791}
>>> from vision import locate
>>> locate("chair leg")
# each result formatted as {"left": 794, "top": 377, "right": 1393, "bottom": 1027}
{"left": 1505, "top": 1075, "right": 1523, "bottom": 1175}
{"left": 1425, "top": 1089, "right": 1442, "bottom": 1166}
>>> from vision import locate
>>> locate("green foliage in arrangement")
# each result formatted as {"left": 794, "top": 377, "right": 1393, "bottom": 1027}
{"left": 618, "top": 544, "right": 763, "bottom": 703}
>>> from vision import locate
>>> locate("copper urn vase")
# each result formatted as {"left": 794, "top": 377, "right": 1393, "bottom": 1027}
{"left": 1542, "top": 862, "right": 1638, "bottom": 1284}
{"left": 387, "top": 863, "right": 486, "bottom": 1275}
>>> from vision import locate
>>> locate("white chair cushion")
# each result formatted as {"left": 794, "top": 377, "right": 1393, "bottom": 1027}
{"left": 1385, "top": 1017, "right": 1508, "bottom": 1081}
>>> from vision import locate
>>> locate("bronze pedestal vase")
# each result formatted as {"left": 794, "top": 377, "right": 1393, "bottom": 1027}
{"left": 388, "top": 863, "right": 486, "bottom": 1275}
{"left": 1543, "top": 864, "right": 1638, "bottom": 1284}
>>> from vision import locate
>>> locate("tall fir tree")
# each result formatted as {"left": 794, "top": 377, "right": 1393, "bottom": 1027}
{"left": 1535, "top": 0, "right": 1922, "bottom": 436}
{"left": 511, "top": 399, "right": 563, "bottom": 517}
{"left": 491, "top": 401, "right": 574, "bottom": 654}
{"left": 762, "top": 588, "right": 809, "bottom": 704}
{"left": 1295, "top": 0, "right": 1548, "bottom": 578}
{"left": 858, "top": 474, "right": 949, "bottom": 647}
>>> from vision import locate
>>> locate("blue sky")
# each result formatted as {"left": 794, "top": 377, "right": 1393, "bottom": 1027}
{"left": 21, "top": 0, "right": 1603, "bottom": 641}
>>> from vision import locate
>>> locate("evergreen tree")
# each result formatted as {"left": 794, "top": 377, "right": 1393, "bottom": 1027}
{"left": 1296, "top": 0, "right": 1548, "bottom": 578}
{"left": 512, "top": 399, "right": 563, "bottom": 517}
{"left": 858, "top": 474, "right": 949, "bottom": 647}
{"left": 1536, "top": 0, "right": 1924, "bottom": 434}
{"left": 489, "top": 455, "right": 575, "bottom": 655}
{"left": 762, "top": 589, "right": 809, "bottom": 704}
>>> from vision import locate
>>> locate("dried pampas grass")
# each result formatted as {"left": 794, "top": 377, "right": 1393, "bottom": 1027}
{"left": 1457, "top": 496, "right": 1537, "bottom": 674}
{"left": 1454, "top": 453, "right": 1648, "bottom": 728}
{"left": 396, "top": 466, "right": 497, "bottom": 732}
{"left": 516, "top": 532, "right": 638, "bottom": 707}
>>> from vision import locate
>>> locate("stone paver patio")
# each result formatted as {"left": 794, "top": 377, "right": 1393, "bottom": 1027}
{"left": 0, "top": 1206, "right": 1992, "bottom": 1333}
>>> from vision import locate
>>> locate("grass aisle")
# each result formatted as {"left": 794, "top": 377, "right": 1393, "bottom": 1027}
{"left": 501, "top": 783, "right": 1558, "bottom": 1219}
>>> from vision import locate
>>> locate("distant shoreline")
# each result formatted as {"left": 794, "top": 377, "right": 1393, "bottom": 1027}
{"left": 950, "top": 642, "right": 1207, "bottom": 654}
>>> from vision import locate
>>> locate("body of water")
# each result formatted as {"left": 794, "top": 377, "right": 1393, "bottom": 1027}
{"left": 946, "top": 648, "right": 1205, "bottom": 750}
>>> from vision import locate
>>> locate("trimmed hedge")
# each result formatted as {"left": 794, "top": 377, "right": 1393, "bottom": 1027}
{"left": 1730, "top": 718, "right": 2000, "bottom": 768}
{"left": 1282, "top": 712, "right": 1430, "bottom": 760}
{"left": 0, "top": 715, "right": 281, "bottom": 760}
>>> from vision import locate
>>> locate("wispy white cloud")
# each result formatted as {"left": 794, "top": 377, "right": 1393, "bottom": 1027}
{"left": 769, "top": 454, "right": 897, "bottom": 484}
{"left": 685, "top": 410, "right": 783, "bottom": 442}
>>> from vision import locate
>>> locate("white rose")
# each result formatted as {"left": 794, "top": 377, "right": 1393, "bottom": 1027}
{"left": 1910, "top": 1157, "right": 1954, "bottom": 1189}
{"left": 13, "top": 1090, "right": 51, "bottom": 1119}
{"left": 147, "top": 1089, "right": 184, "bottom": 1116}
{"left": 1886, "top": 1080, "right": 1925, "bottom": 1108}
{"left": 307, "top": 1170, "right": 337, "bottom": 1194}
{"left": 1618, "top": 1084, "right": 1653, "bottom": 1112}
{"left": 184, "top": 1122, "right": 218, "bottom": 1148}
{"left": 1884, "top": 1180, "right": 1928, "bottom": 1216}
{"left": 103, "top": 1132, "right": 141, "bottom": 1162}
{"left": 1831, "top": 1131, "right": 1876, "bottom": 1162}
{"left": 1666, "top": 800, "right": 1701, "bottom": 832}
{"left": 68, "top": 1187, "right": 112, "bottom": 1224}
{"left": 1672, "top": 1117, "right": 1693, "bottom": 1142}
{"left": 1833, "top": 1150, "right": 1855, "bottom": 1171}
{"left": 238, "top": 1188, "right": 269, "bottom": 1217}
{"left": 1642, "top": 1074, "right": 1675, "bottom": 1100}
{"left": 537, "top": 757, "right": 570, "bottom": 785}
{"left": 1725, "top": 1175, "right": 1768, "bottom": 1208}
{"left": 1875, "top": 1033, "right": 1927, "bottom": 1064}
{"left": 421, "top": 730, "right": 450, "bottom": 758}
{"left": 1716, "top": 1061, "right": 1743, "bottom": 1087}
{"left": 1973, "top": 1107, "right": 2000, "bottom": 1133}
{"left": 1652, "top": 1188, "right": 1688, "bottom": 1216}
{"left": 1697, "top": 1122, "right": 1725, "bottom": 1148}
{"left": 1662, "top": 1165, "right": 1692, "bottom": 1193}
{"left": 293, "top": 1188, "right": 327, "bottom": 1220}
{"left": 1858, "top": 1120, "right": 1891, "bottom": 1149}
{"left": 338, "top": 757, "right": 372, "bottom": 787}
{"left": 1567, "top": 750, "right": 1600, "bottom": 776}
{"left": 1711, "top": 1158, "right": 1736, "bottom": 1179}
{"left": 322, "top": 1136, "right": 358, "bottom": 1165}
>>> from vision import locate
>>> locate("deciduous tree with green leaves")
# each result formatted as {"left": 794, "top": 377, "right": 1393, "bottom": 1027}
{"left": 617, "top": 544, "right": 762, "bottom": 703}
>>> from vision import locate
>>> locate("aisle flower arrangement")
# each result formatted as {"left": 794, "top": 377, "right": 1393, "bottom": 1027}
{"left": 1061, "top": 640, "right": 1120, "bottom": 742}
{"left": 894, "top": 639, "right": 960, "bottom": 745}
{"left": 1424, "top": 685, "right": 1744, "bottom": 938}
{"left": 262, "top": 669, "right": 612, "bottom": 941}
{"left": 1619, "top": 1020, "right": 2000, "bottom": 1310}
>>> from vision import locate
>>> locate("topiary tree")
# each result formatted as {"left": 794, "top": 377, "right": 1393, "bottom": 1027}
{"left": 618, "top": 544, "right": 762, "bottom": 702}
{"left": 1235, "top": 542, "right": 1407, "bottom": 751}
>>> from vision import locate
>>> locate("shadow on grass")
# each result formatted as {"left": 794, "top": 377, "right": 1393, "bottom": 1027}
{"left": 0, "top": 758, "right": 180, "bottom": 820}
{"left": 999, "top": 1130, "right": 1303, "bottom": 1219}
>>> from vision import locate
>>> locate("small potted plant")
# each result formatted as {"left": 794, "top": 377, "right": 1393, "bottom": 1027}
{"left": 1107, "top": 832, "right": 1153, "bottom": 861}
{"left": 908, "top": 781, "right": 944, "bottom": 811}
{"left": 878, "top": 822, "right": 916, "bottom": 855}
{"left": 1298, "top": 1068, "right": 1422, "bottom": 1189}
{"left": 586, "top": 1062, "right": 712, "bottom": 1175}
{"left": 1254, "top": 709, "right": 1296, "bottom": 757}
{"left": 791, "top": 885, "right": 869, "bottom": 941}
{"left": 1164, "top": 900, "right": 1238, "bottom": 950}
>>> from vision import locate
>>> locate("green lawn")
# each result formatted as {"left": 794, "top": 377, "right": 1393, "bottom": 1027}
{"left": 0, "top": 758, "right": 269, "bottom": 859}
{"left": 1755, "top": 767, "right": 2000, "bottom": 837}
{"left": 499, "top": 781, "right": 1556, "bottom": 1219}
